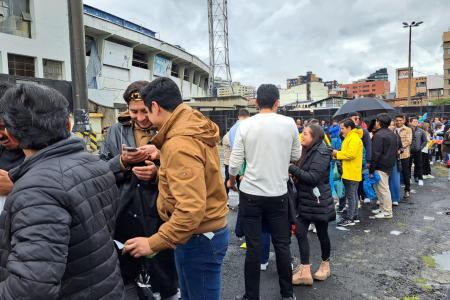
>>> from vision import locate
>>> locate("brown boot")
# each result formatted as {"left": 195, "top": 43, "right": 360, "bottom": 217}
{"left": 292, "top": 264, "right": 313, "bottom": 286}
{"left": 313, "top": 260, "right": 331, "bottom": 281}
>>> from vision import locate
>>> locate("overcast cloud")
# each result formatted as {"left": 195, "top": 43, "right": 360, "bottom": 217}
{"left": 83, "top": 0, "right": 450, "bottom": 90}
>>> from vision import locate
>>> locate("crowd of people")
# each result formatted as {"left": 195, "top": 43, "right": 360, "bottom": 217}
{"left": 0, "top": 77, "right": 449, "bottom": 300}
{"left": 222, "top": 98, "right": 450, "bottom": 298}
{"left": 293, "top": 113, "right": 450, "bottom": 224}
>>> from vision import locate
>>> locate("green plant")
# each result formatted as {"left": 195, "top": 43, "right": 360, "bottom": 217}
{"left": 432, "top": 98, "right": 450, "bottom": 106}
{"left": 422, "top": 256, "right": 436, "bottom": 268}
{"left": 414, "top": 278, "right": 427, "bottom": 284}
{"left": 402, "top": 296, "right": 420, "bottom": 300}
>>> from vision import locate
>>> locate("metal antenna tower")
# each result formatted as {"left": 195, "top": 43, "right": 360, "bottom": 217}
{"left": 208, "top": 0, "right": 232, "bottom": 96}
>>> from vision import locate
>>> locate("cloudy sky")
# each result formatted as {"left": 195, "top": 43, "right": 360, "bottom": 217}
{"left": 84, "top": 0, "right": 450, "bottom": 90}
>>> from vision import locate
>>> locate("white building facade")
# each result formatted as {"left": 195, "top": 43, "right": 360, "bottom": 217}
{"left": 217, "top": 81, "right": 255, "bottom": 98}
{"left": 0, "top": 0, "right": 71, "bottom": 82}
{"left": 0, "top": 1, "right": 209, "bottom": 107}
{"left": 279, "top": 82, "right": 329, "bottom": 106}
{"left": 83, "top": 4, "right": 209, "bottom": 107}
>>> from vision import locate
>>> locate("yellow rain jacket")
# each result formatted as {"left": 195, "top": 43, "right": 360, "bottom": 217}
{"left": 336, "top": 128, "right": 363, "bottom": 182}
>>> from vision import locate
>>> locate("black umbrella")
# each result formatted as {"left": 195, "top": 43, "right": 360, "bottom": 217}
{"left": 333, "top": 97, "right": 395, "bottom": 120}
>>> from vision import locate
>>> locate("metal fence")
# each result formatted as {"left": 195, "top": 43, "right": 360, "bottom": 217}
{"left": 201, "top": 105, "right": 450, "bottom": 137}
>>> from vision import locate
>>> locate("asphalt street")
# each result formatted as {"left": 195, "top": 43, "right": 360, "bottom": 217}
{"left": 220, "top": 164, "right": 450, "bottom": 300}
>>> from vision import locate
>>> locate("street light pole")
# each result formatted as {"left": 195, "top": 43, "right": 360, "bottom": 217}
{"left": 68, "top": 0, "right": 90, "bottom": 148}
{"left": 407, "top": 25, "right": 412, "bottom": 105}
{"left": 403, "top": 21, "right": 423, "bottom": 106}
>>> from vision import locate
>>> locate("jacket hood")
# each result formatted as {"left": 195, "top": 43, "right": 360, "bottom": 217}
{"left": 117, "top": 111, "right": 132, "bottom": 126}
{"left": 152, "top": 104, "right": 220, "bottom": 148}
{"left": 329, "top": 124, "right": 340, "bottom": 138}
{"left": 354, "top": 128, "right": 364, "bottom": 138}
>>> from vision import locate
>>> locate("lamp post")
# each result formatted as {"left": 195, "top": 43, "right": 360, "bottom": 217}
{"left": 403, "top": 21, "right": 423, "bottom": 105}
{"left": 68, "top": 0, "right": 90, "bottom": 149}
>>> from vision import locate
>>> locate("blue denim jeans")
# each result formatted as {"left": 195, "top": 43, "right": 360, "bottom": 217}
{"left": 389, "top": 163, "right": 401, "bottom": 202}
{"left": 174, "top": 226, "right": 229, "bottom": 300}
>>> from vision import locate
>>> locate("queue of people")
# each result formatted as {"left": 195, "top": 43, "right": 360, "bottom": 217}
{"left": 0, "top": 76, "right": 449, "bottom": 300}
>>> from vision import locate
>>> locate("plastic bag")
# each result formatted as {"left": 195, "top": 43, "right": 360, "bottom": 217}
{"left": 363, "top": 172, "right": 380, "bottom": 200}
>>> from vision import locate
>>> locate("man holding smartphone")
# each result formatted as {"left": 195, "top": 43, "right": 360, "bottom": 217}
{"left": 100, "top": 81, "right": 178, "bottom": 300}
{"left": 122, "top": 77, "right": 229, "bottom": 300}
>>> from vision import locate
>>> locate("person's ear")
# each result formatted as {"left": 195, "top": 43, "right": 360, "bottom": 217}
{"left": 67, "top": 119, "right": 72, "bottom": 132}
{"left": 273, "top": 100, "right": 280, "bottom": 110}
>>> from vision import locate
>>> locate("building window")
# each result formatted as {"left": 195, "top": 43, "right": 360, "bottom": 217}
{"left": 132, "top": 51, "right": 148, "bottom": 69}
{"left": 8, "top": 53, "right": 34, "bottom": 77}
{"left": 0, "top": 0, "right": 31, "bottom": 38}
{"left": 85, "top": 36, "right": 95, "bottom": 56}
{"left": 416, "top": 82, "right": 426, "bottom": 88}
{"left": 184, "top": 68, "right": 190, "bottom": 81}
{"left": 171, "top": 63, "right": 179, "bottom": 78}
{"left": 448, "top": 69, "right": 450, "bottom": 75}
{"left": 43, "top": 59, "right": 63, "bottom": 80}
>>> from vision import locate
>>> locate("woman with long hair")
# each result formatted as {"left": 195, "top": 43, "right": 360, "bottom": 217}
{"left": 289, "top": 125, "right": 336, "bottom": 286}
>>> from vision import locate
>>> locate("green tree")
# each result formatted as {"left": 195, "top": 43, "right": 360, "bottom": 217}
{"left": 431, "top": 98, "right": 450, "bottom": 106}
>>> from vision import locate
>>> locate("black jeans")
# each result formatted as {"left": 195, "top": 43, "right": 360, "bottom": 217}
{"left": 422, "top": 152, "right": 431, "bottom": 176}
{"left": 400, "top": 158, "right": 411, "bottom": 192}
{"left": 295, "top": 218, "right": 331, "bottom": 264}
{"left": 410, "top": 151, "right": 423, "bottom": 180}
{"left": 358, "top": 181, "right": 365, "bottom": 201}
{"left": 240, "top": 191, "right": 293, "bottom": 300}
{"left": 224, "top": 165, "right": 230, "bottom": 195}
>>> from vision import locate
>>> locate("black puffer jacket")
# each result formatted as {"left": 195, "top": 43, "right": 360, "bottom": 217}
{"left": 289, "top": 142, "right": 335, "bottom": 223}
{"left": 100, "top": 117, "right": 178, "bottom": 297}
{"left": 0, "top": 146, "right": 24, "bottom": 171}
{"left": 0, "top": 138, "right": 125, "bottom": 299}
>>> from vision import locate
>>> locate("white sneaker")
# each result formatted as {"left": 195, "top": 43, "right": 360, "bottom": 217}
{"left": 372, "top": 208, "right": 383, "bottom": 214}
{"left": 427, "top": 175, "right": 435, "bottom": 179}
{"left": 374, "top": 212, "right": 393, "bottom": 219}
{"left": 260, "top": 262, "right": 269, "bottom": 271}
{"left": 363, "top": 198, "right": 371, "bottom": 204}
{"left": 418, "top": 180, "right": 424, "bottom": 186}
{"left": 393, "top": 201, "right": 399, "bottom": 206}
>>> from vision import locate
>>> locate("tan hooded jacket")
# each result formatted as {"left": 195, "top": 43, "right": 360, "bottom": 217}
{"left": 147, "top": 104, "right": 228, "bottom": 252}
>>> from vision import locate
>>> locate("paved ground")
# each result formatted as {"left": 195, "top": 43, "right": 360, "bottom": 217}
{"left": 221, "top": 164, "right": 450, "bottom": 300}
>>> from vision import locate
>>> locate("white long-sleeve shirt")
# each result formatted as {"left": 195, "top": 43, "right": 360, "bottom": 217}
{"left": 229, "top": 113, "right": 301, "bottom": 197}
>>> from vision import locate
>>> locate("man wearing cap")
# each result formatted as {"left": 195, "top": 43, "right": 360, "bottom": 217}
{"left": 100, "top": 81, "right": 178, "bottom": 300}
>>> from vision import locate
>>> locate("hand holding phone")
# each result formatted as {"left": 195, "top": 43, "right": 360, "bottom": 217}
{"left": 121, "top": 144, "right": 148, "bottom": 165}
{"left": 124, "top": 146, "right": 138, "bottom": 152}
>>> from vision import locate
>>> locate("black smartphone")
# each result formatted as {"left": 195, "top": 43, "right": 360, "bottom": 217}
{"left": 124, "top": 146, "right": 138, "bottom": 152}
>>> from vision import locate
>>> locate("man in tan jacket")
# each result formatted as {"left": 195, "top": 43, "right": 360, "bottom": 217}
{"left": 395, "top": 114, "right": 413, "bottom": 199}
{"left": 123, "top": 77, "right": 229, "bottom": 300}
